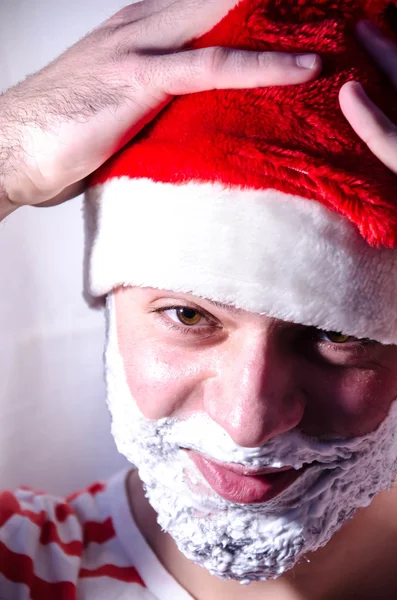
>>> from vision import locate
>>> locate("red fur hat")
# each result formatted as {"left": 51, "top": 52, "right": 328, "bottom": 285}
{"left": 85, "top": 0, "right": 397, "bottom": 344}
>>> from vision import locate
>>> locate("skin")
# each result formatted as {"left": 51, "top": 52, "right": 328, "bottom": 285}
{"left": 115, "top": 287, "right": 397, "bottom": 442}
{"left": 0, "top": 0, "right": 322, "bottom": 217}
{"left": 339, "top": 20, "right": 397, "bottom": 175}
{"left": 118, "top": 20, "right": 397, "bottom": 598}
{"left": 114, "top": 286, "right": 397, "bottom": 600}
{"left": 128, "top": 468, "right": 397, "bottom": 600}
{"left": 1, "top": 8, "right": 397, "bottom": 218}
{"left": 1, "top": 3, "right": 397, "bottom": 599}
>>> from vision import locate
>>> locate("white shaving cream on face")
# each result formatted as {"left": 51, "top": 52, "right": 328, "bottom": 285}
{"left": 105, "top": 293, "right": 397, "bottom": 583}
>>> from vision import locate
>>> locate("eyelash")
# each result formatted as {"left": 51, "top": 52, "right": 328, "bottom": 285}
{"left": 313, "top": 331, "right": 372, "bottom": 347}
{"left": 150, "top": 306, "right": 374, "bottom": 351}
{"left": 150, "top": 306, "right": 217, "bottom": 336}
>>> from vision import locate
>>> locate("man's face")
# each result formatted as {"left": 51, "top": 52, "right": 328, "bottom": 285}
{"left": 114, "top": 286, "right": 397, "bottom": 441}
{"left": 107, "top": 285, "right": 397, "bottom": 581}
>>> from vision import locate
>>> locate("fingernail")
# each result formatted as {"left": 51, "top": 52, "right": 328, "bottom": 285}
{"left": 348, "top": 80, "right": 368, "bottom": 98}
{"left": 343, "top": 80, "right": 371, "bottom": 103}
{"left": 296, "top": 54, "right": 318, "bottom": 69}
{"left": 345, "top": 80, "right": 362, "bottom": 92}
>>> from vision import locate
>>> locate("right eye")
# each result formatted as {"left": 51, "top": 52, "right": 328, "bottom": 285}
{"left": 319, "top": 331, "right": 354, "bottom": 344}
{"left": 167, "top": 307, "right": 204, "bottom": 327}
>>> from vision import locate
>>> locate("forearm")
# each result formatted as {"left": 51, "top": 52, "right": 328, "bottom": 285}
{"left": 0, "top": 141, "right": 17, "bottom": 221}
{"left": 0, "top": 156, "right": 18, "bottom": 221}
{"left": 0, "top": 107, "right": 20, "bottom": 221}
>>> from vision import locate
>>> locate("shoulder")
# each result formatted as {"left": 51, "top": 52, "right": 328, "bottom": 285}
{"left": 0, "top": 472, "right": 152, "bottom": 599}
{"left": 0, "top": 484, "right": 85, "bottom": 598}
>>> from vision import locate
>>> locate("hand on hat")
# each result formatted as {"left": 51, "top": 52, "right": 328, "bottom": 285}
{"left": 340, "top": 20, "right": 397, "bottom": 175}
{"left": 0, "top": 0, "right": 321, "bottom": 219}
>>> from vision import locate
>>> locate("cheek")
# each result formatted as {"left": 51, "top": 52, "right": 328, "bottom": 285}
{"left": 302, "top": 368, "right": 397, "bottom": 437}
{"left": 120, "top": 338, "right": 184, "bottom": 419}
{"left": 116, "top": 321, "right": 206, "bottom": 419}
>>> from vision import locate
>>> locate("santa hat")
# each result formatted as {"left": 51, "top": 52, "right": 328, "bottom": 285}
{"left": 85, "top": 0, "right": 397, "bottom": 344}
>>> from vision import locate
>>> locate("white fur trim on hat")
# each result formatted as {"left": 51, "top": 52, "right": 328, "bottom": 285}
{"left": 85, "top": 177, "right": 397, "bottom": 345}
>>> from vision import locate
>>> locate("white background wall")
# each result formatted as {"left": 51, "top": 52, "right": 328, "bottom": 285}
{"left": 0, "top": 0, "right": 133, "bottom": 496}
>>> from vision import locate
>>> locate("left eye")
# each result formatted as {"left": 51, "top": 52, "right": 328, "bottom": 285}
{"left": 320, "top": 331, "right": 354, "bottom": 344}
{"left": 168, "top": 307, "right": 204, "bottom": 326}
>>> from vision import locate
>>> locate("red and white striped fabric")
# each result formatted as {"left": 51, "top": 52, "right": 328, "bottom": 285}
{"left": 0, "top": 469, "right": 192, "bottom": 600}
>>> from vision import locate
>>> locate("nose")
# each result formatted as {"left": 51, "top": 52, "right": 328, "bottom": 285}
{"left": 204, "top": 332, "right": 306, "bottom": 447}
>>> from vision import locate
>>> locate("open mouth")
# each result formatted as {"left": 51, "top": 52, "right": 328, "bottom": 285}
{"left": 185, "top": 450, "right": 309, "bottom": 504}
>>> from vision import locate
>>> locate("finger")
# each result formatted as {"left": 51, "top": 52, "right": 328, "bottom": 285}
{"left": 131, "top": 0, "right": 242, "bottom": 50}
{"left": 356, "top": 20, "right": 397, "bottom": 87}
{"left": 107, "top": 0, "right": 177, "bottom": 27}
{"left": 339, "top": 80, "right": 397, "bottom": 175}
{"left": 146, "top": 48, "right": 321, "bottom": 95}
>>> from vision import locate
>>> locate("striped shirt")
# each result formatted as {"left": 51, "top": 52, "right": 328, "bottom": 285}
{"left": 0, "top": 469, "right": 192, "bottom": 600}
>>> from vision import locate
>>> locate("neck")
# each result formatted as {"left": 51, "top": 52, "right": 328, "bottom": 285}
{"left": 126, "top": 469, "right": 397, "bottom": 600}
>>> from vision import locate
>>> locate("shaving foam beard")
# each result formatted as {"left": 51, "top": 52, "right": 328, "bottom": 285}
{"left": 105, "top": 293, "right": 397, "bottom": 583}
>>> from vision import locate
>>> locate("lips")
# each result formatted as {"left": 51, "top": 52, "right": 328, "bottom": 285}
{"left": 186, "top": 450, "right": 306, "bottom": 504}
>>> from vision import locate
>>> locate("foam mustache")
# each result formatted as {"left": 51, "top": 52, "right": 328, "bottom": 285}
{"left": 105, "top": 292, "right": 397, "bottom": 582}
{"left": 153, "top": 408, "right": 391, "bottom": 471}
{"left": 105, "top": 292, "right": 397, "bottom": 504}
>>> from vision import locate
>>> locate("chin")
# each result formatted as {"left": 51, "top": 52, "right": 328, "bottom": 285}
{"left": 105, "top": 294, "right": 397, "bottom": 583}
{"left": 131, "top": 419, "right": 397, "bottom": 583}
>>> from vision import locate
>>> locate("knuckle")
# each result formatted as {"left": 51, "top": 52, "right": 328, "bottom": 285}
{"left": 129, "top": 55, "right": 155, "bottom": 89}
{"left": 198, "top": 48, "right": 278, "bottom": 78}
{"left": 200, "top": 47, "right": 231, "bottom": 74}
{"left": 255, "top": 51, "right": 274, "bottom": 70}
{"left": 94, "top": 10, "right": 143, "bottom": 45}
{"left": 111, "top": 41, "right": 131, "bottom": 63}
{"left": 102, "top": 23, "right": 128, "bottom": 38}
{"left": 98, "top": 22, "right": 133, "bottom": 43}
{"left": 384, "top": 126, "right": 397, "bottom": 141}
{"left": 106, "top": 3, "right": 143, "bottom": 27}
{"left": 79, "top": 24, "right": 120, "bottom": 51}
{"left": 109, "top": 4, "right": 135, "bottom": 21}
{"left": 365, "top": 125, "right": 396, "bottom": 149}
{"left": 256, "top": 52, "right": 280, "bottom": 70}
{"left": 110, "top": 32, "right": 142, "bottom": 64}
